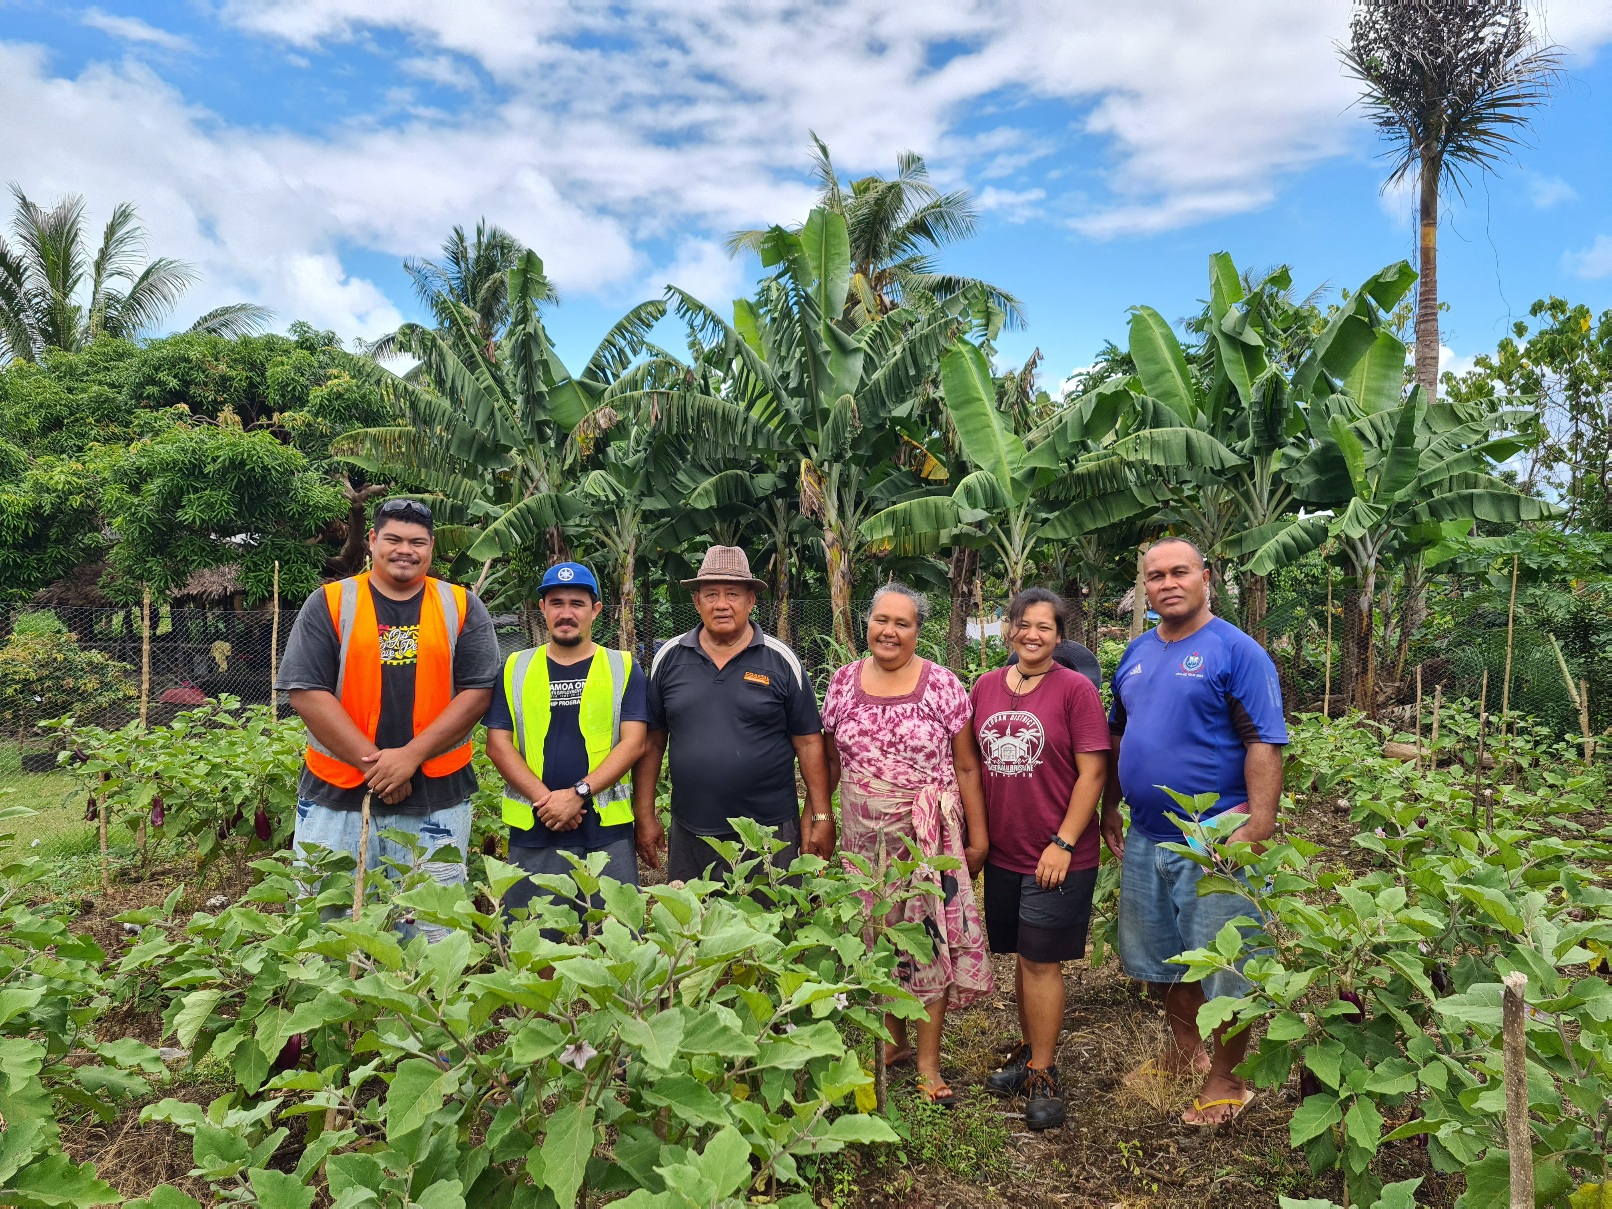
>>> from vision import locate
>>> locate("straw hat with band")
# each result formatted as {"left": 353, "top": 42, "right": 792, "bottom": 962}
{"left": 680, "top": 545, "right": 768, "bottom": 593}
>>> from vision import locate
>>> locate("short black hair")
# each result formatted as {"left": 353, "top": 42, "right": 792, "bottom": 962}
{"left": 1148, "top": 535, "right": 1205, "bottom": 569}
{"left": 373, "top": 497, "right": 434, "bottom": 533}
{"left": 1008, "top": 586, "right": 1067, "bottom": 636}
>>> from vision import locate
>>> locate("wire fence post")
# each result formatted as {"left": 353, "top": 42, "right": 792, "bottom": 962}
{"left": 139, "top": 584, "right": 151, "bottom": 731}
{"left": 1323, "top": 569, "right": 1334, "bottom": 719}
{"left": 1502, "top": 971, "right": 1533, "bottom": 1207}
{"left": 1414, "top": 665, "right": 1424, "bottom": 771}
{"left": 1500, "top": 553, "right": 1519, "bottom": 748}
{"left": 1476, "top": 669, "right": 1491, "bottom": 832}
{"left": 270, "top": 560, "right": 281, "bottom": 722}
{"left": 1430, "top": 683, "right": 1443, "bottom": 766}
{"left": 1581, "top": 679, "right": 1595, "bottom": 766}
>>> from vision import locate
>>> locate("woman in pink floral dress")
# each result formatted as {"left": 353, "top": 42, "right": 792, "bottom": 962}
{"left": 822, "top": 583, "right": 992, "bottom": 1106}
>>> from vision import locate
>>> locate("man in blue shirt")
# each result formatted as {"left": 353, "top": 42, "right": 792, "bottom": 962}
{"left": 1101, "top": 537, "right": 1287, "bottom": 1126}
{"left": 484, "top": 563, "right": 648, "bottom": 919}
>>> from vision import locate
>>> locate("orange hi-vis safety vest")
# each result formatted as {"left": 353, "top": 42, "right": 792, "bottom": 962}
{"left": 303, "top": 572, "right": 472, "bottom": 789}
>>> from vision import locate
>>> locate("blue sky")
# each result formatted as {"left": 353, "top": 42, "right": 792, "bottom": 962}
{"left": 5, "top": 0, "right": 1612, "bottom": 388}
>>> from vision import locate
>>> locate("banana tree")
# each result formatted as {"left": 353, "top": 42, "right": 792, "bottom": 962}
{"left": 639, "top": 207, "right": 963, "bottom": 649}
{"left": 861, "top": 336, "right": 1240, "bottom": 635}
{"left": 1277, "top": 383, "right": 1557, "bottom": 710}
{"left": 333, "top": 251, "right": 665, "bottom": 608}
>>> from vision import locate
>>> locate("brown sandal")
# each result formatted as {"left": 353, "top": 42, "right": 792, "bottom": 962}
{"left": 917, "top": 1075, "right": 957, "bottom": 1108}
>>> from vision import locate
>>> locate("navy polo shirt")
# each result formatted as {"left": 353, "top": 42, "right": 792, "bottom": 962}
{"left": 1108, "top": 617, "right": 1287, "bottom": 843}
{"left": 646, "top": 624, "right": 821, "bottom": 835}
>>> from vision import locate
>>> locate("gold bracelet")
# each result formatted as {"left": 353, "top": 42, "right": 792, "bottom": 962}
{"left": 812, "top": 813, "right": 832, "bottom": 824}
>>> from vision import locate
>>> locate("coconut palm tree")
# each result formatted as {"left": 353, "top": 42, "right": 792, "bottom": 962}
{"left": 0, "top": 186, "right": 271, "bottom": 364}
{"left": 1342, "top": 0, "right": 1559, "bottom": 401}
{"left": 403, "top": 219, "right": 534, "bottom": 359}
{"left": 726, "top": 135, "right": 1024, "bottom": 330}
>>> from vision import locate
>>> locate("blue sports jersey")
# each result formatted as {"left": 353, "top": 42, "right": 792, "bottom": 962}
{"left": 1108, "top": 617, "right": 1288, "bottom": 843}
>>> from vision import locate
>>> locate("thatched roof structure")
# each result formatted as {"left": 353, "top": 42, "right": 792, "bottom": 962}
{"left": 30, "top": 561, "right": 116, "bottom": 608}
{"left": 170, "top": 564, "right": 245, "bottom": 604}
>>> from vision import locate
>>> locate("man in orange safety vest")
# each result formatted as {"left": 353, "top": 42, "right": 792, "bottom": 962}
{"left": 276, "top": 497, "right": 500, "bottom": 940}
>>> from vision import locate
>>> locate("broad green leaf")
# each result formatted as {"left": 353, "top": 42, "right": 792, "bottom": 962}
{"left": 248, "top": 1168, "right": 316, "bottom": 1209}
{"left": 538, "top": 1101, "right": 596, "bottom": 1209}
{"left": 1342, "top": 1097, "right": 1383, "bottom": 1155}
{"left": 823, "top": 1114, "right": 899, "bottom": 1144}
{"left": 800, "top": 208, "right": 851, "bottom": 324}
{"left": 618, "top": 1008, "right": 685, "bottom": 1072}
{"left": 939, "top": 339, "right": 1024, "bottom": 488}
{"left": 1, "top": 1153, "right": 119, "bottom": 1206}
{"left": 642, "top": 1074, "right": 730, "bottom": 1126}
{"left": 1341, "top": 329, "right": 1407, "bottom": 414}
{"left": 385, "top": 1058, "right": 459, "bottom": 1141}
{"left": 695, "top": 1126, "right": 753, "bottom": 1201}
{"left": 1289, "top": 1093, "right": 1343, "bottom": 1145}
{"left": 1328, "top": 415, "right": 1370, "bottom": 497}
{"left": 1375, "top": 395, "right": 1426, "bottom": 501}
{"left": 1128, "top": 306, "right": 1199, "bottom": 422}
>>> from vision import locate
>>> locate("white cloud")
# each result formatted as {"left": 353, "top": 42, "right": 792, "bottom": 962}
{"left": 1439, "top": 343, "right": 1478, "bottom": 381}
{"left": 80, "top": 9, "right": 194, "bottom": 52}
{"left": 1564, "top": 234, "right": 1612, "bottom": 279}
{"left": 6, "top": 0, "right": 1611, "bottom": 335}
{"left": 1525, "top": 173, "right": 1578, "bottom": 208}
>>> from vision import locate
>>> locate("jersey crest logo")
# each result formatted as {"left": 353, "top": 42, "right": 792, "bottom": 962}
{"left": 1180, "top": 652, "right": 1203, "bottom": 673}
{"left": 977, "top": 709, "right": 1045, "bottom": 777}
{"left": 743, "top": 671, "right": 771, "bottom": 686}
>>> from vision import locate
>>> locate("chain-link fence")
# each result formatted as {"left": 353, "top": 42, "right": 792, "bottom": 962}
{"left": 3, "top": 577, "right": 1602, "bottom": 817}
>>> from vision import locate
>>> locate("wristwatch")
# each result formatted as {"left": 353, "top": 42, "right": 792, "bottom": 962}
{"left": 1049, "top": 835, "right": 1077, "bottom": 854}
{"left": 573, "top": 779, "right": 593, "bottom": 801}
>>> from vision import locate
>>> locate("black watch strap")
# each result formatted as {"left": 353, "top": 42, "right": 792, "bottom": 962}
{"left": 1050, "top": 835, "right": 1077, "bottom": 854}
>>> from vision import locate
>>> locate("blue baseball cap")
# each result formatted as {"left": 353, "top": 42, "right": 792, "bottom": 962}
{"left": 539, "top": 562, "right": 599, "bottom": 598}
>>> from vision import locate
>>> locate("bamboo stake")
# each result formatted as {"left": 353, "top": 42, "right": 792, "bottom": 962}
{"left": 1476, "top": 670, "right": 1491, "bottom": 832}
{"left": 1500, "top": 553, "right": 1519, "bottom": 743}
{"left": 1414, "top": 665, "right": 1424, "bottom": 771}
{"left": 139, "top": 584, "right": 151, "bottom": 730}
{"left": 1501, "top": 971, "right": 1533, "bottom": 1208}
{"left": 270, "top": 560, "right": 281, "bottom": 722}
{"left": 975, "top": 572, "right": 987, "bottom": 666}
{"left": 97, "top": 772, "right": 109, "bottom": 891}
{"left": 1323, "top": 569, "right": 1334, "bottom": 719}
{"left": 873, "top": 829, "right": 889, "bottom": 1113}
{"left": 1129, "top": 545, "right": 1147, "bottom": 640}
{"left": 1581, "top": 679, "right": 1595, "bottom": 766}
{"left": 1430, "top": 684, "right": 1443, "bottom": 766}
{"left": 350, "top": 791, "right": 373, "bottom": 980}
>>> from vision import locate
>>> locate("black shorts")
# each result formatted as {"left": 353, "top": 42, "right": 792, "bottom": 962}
{"left": 983, "top": 861, "right": 1098, "bottom": 964}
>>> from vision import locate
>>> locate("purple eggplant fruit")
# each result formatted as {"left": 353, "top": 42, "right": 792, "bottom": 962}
{"left": 1338, "top": 989, "right": 1365, "bottom": 1022}
{"left": 253, "top": 808, "right": 271, "bottom": 843}
{"left": 1430, "top": 966, "right": 1450, "bottom": 996}
{"left": 1299, "top": 1069, "right": 1323, "bottom": 1101}
{"left": 150, "top": 797, "right": 165, "bottom": 828}
{"left": 84, "top": 795, "right": 97, "bottom": 822}
{"left": 273, "top": 1034, "right": 303, "bottom": 1071}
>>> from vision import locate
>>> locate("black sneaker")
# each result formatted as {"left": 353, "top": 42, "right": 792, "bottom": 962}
{"left": 984, "top": 1041, "right": 1031, "bottom": 1095}
{"left": 1024, "top": 1064, "right": 1066, "bottom": 1130}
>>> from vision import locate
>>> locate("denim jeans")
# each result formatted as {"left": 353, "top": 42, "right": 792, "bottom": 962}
{"left": 1116, "top": 828, "right": 1262, "bottom": 1001}
{"left": 293, "top": 797, "right": 471, "bottom": 943}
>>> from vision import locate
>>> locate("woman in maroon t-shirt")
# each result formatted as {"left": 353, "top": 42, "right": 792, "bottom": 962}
{"left": 969, "top": 588, "right": 1110, "bottom": 1130}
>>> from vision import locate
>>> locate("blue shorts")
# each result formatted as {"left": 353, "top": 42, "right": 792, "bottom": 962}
{"left": 1116, "top": 828, "right": 1261, "bottom": 1001}
{"left": 292, "top": 796, "right": 471, "bottom": 943}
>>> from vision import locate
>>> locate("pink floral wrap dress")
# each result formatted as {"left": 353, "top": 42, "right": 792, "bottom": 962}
{"left": 822, "top": 658, "right": 994, "bottom": 1008}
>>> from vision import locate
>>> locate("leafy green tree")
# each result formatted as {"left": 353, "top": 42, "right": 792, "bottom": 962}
{"left": 727, "top": 135, "right": 1023, "bottom": 330}
{"left": 0, "top": 337, "right": 143, "bottom": 454}
{"left": 0, "top": 186, "right": 271, "bottom": 364}
{"left": 105, "top": 416, "right": 345, "bottom": 603}
{"left": 1445, "top": 296, "right": 1612, "bottom": 530}
{"left": 1342, "top": 0, "right": 1559, "bottom": 400}
{"left": 0, "top": 450, "right": 112, "bottom": 602}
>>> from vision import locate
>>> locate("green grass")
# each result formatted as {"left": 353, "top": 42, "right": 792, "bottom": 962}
{"left": 0, "top": 739, "right": 122, "bottom": 860}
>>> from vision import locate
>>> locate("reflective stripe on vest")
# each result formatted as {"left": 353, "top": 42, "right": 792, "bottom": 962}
{"left": 500, "top": 645, "right": 633, "bottom": 830}
{"left": 304, "top": 573, "right": 471, "bottom": 788}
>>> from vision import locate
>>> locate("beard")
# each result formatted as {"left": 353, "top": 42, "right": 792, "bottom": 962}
{"left": 549, "top": 627, "right": 585, "bottom": 648}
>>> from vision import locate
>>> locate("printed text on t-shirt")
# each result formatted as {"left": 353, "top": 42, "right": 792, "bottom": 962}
{"left": 977, "top": 709, "right": 1045, "bottom": 777}
{"left": 377, "top": 624, "right": 419, "bottom": 666}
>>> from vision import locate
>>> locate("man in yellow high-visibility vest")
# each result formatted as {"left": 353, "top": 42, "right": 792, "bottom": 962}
{"left": 484, "top": 562, "right": 648, "bottom": 918}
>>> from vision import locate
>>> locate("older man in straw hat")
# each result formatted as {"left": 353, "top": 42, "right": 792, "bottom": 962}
{"left": 632, "top": 545, "right": 835, "bottom": 883}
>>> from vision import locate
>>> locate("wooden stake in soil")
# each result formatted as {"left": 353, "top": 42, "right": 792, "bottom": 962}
{"left": 350, "top": 791, "right": 373, "bottom": 980}
{"left": 1500, "top": 553, "right": 1519, "bottom": 743}
{"left": 1323, "top": 569, "right": 1334, "bottom": 719}
{"left": 269, "top": 560, "right": 281, "bottom": 722}
{"left": 1130, "top": 545, "right": 1147, "bottom": 641}
{"left": 97, "top": 772, "right": 110, "bottom": 892}
{"left": 1414, "top": 665, "right": 1424, "bottom": 771}
{"left": 139, "top": 584, "right": 151, "bottom": 730}
{"left": 1581, "top": 679, "right": 1595, "bottom": 766}
{"left": 1430, "top": 684, "right": 1443, "bottom": 767}
{"left": 1475, "top": 669, "right": 1491, "bottom": 832}
{"left": 1501, "top": 971, "right": 1533, "bottom": 1208}
{"left": 872, "top": 829, "right": 889, "bottom": 1114}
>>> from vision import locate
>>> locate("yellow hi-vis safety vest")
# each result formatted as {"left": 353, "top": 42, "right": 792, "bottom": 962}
{"left": 500, "top": 644, "right": 634, "bottom": 831}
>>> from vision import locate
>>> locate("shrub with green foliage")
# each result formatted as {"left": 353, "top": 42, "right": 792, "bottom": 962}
{"left": 0, "top": 627, "right": 135, "bottom": 733}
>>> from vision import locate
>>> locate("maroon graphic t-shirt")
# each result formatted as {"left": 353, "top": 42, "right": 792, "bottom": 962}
{"left": 969, "top": 665, "right": 1113, "bottom": 874}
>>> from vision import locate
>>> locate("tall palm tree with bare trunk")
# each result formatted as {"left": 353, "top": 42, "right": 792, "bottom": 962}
{"left": 0, "top": 185, "right": 271, "bottom": 364}
{"left": 1342, "top": 0, "right": 1559, "bottom": 402}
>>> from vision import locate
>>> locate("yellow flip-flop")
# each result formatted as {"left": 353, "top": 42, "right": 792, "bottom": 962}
{"left": 1182, "top": 1087, "right": 1256, "bottom": 1126}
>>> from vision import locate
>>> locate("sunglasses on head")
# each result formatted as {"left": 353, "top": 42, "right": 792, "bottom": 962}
{"left": 376, "top": 498, "right": 433, "bottom": 527}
